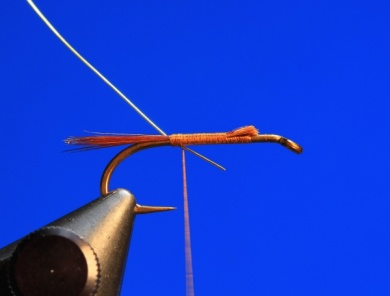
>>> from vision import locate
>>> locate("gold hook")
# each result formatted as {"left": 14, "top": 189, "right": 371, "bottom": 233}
{"left": 99, "top": 129, "right": 302, "bottom": 214}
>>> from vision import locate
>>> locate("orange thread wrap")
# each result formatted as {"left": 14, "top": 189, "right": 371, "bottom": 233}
{"left": 169, "top": 133, "right": 253, "bottom": 146}
{"left": 169, "top": 126, "right": 259, "bottom": 146}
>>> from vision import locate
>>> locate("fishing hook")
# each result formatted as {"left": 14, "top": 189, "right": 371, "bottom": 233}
{"left": 99, "top": 132, "right": 302, "bottom": 214}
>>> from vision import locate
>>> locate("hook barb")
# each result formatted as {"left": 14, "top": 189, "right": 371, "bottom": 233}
{"left": 135, "top": 204, "right": 176, "bottom": 214}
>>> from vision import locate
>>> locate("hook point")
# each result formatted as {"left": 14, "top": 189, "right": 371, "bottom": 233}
{"left": 135, "top": 204, "right": 176, "bottom": 214}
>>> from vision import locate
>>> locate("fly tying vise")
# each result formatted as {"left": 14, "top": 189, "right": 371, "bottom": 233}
{"left": 26, "top": 1, "right": 303, "bottom": 295}
{"left": 65, "top": 125, "right": 303, "bottom": 203}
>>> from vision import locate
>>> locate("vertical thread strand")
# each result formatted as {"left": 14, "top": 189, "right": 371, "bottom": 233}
{"left": 182, "top": 149, "right": 194, "bottom": 296}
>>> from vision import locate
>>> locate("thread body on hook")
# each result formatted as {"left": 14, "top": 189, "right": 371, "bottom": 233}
{"left": 64, "top": 125, "right": 303, "bottom": 195}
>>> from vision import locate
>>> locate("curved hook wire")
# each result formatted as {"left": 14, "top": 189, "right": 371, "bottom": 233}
{"left": 100, "top": 133, "right": 302, "bottom": 196}
{"left": 100, "top": 140, "right": 171, "bottom": 195}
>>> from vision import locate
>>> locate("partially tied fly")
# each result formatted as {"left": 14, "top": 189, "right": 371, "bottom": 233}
{"left": 65, "top": 125, "right": 302, "bottom": 198}
{"left": 65, "top": 125, "right": 303, "bottom": 153}
{"left": 27, "top": 1, "right": 303, "bottom": 295}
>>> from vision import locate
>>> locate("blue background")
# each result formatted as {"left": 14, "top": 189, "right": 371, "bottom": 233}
{"left": 1, "top": 1, "right": 390, "bottom": 295}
